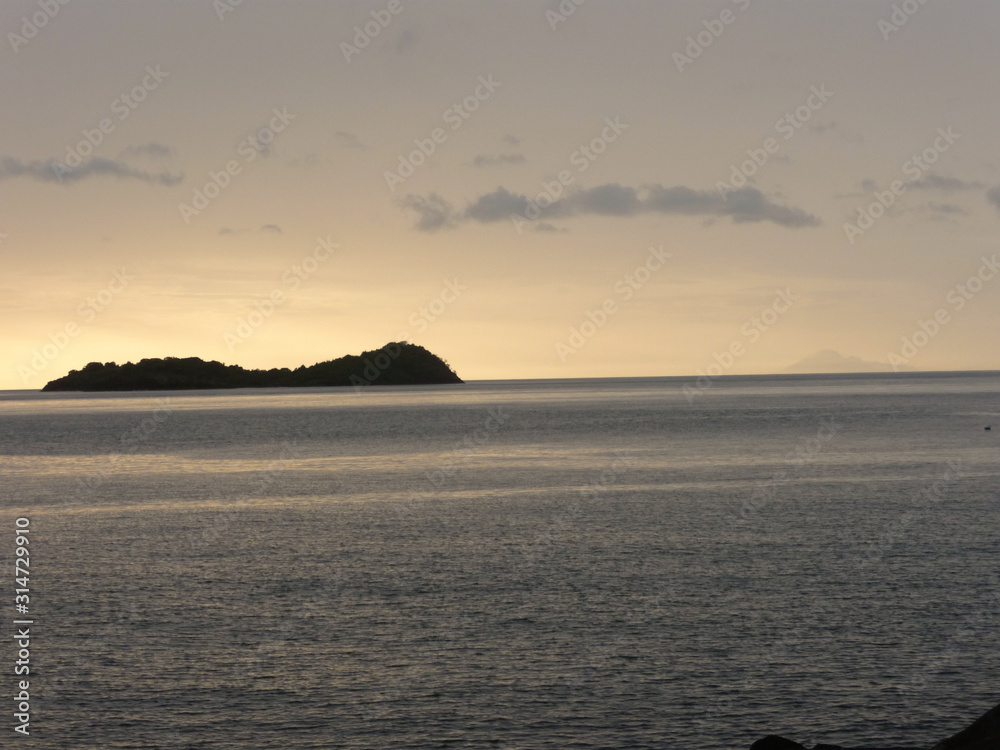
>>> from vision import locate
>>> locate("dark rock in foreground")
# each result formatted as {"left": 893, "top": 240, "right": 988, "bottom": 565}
{"left": 930, "top": 701, "right": 1000, "bottom": 750}
{"left": 749, "top": 738, "right": 917, "bottom": 750}
{"left": 750, "top": 700, "right": 1000, "bottom": 750}
{"left": 42, "top": 341, "right": 463, "bottom": 391}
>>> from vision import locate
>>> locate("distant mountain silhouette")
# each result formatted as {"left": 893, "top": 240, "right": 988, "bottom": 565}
{"left": 783, "top": 349, "right": 916, "bottom": 374}
{"left": 42, "top": 342, "right": 463, "bottom": 391}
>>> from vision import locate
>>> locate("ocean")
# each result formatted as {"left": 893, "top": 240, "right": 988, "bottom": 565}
{"left": 1, "top": 372, "right": 998, "bottom": 749}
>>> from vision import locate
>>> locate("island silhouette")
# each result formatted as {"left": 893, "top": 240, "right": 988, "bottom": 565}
{"left": 42, "top": 341, "right": 462, "bottom": 391}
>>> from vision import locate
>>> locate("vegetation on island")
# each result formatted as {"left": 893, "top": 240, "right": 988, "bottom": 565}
{"left": 41, "top": 342, "right": 463, "bottom": 391}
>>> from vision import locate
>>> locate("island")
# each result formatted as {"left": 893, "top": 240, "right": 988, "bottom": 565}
{"left": 42, "top": 341, "right": 463, "bottom": 391}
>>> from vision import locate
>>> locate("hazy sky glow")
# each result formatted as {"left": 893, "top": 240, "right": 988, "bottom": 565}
{"left": 2, "top": 0, "right": 998, "bottom": 389}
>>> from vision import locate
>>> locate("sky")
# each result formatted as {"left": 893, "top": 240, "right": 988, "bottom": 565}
{"left": 2, "top": 0, "right": 999, "bottom": 389}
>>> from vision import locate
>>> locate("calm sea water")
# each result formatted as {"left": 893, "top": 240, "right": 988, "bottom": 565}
{"left": 1, "top": 373, "right": 998, "bottom": 749}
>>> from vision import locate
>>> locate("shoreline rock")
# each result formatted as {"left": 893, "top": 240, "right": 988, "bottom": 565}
{"left": 930, "top": 700, "right": 1000, "bottom": 750}
{"left": 749, "top": 700, "right": 1000, "bottom": 750}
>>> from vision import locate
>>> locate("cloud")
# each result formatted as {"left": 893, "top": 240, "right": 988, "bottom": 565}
{"left": 461, "top": 187, "right": 531, "bottom": 222}
{"left": 471, "top": 153, "right": 526, "bottom": 168}
{"left": 805, "top": 120, "right": 865, "bottom": 146}
{"left": 405, "top": 182, "right": 821, "bottom": 231}
{"left": 395, "top": 28, "right": 415, "bottom": 53}
{"left": 334, "top": 131, "right": 366, "bottom": 150}
{"left": 121, "top": 142, "right": 173, "bottom": 158}
{"left": 926, "top": 202, "right": 967, "bottom": 216}
{"left": 845, "top": 175, "right": 983, "bottom": 201}
{"left": 643, "top": 184, "right": 720, "bottom": 216}
{"left": 910, "top": 174, "right": 984, "bottom": 192}
{"left": 503, "top": 134, "right": 521, "bottom": 146}
{"left": 399, "top": 193, "right": 456, "bottom": 231}
{"left": 987, "top": 186, "right": 1000, "bottom": 212}
{"left": 219, "top": 224, "right": 283, "bottom": 235}
{"left": 534, "top": 222, "right": 566, "bottom": 233}
{"left": 461, "top": 186, "right": 570, "bottom": 223}
{"left": 809, "top": 121, "right": 839, "bottom": 134}
{"left": 0, "top": 156, "right": 182, "bottom": 185}
{"left": 584, "top": 183, "right": 821, "bottom": 227}
{"left": 575, "top": 183, "right": 643, "bottom": 215}
{"left": 717, "top": 187, "right": 821, "bottom": 227}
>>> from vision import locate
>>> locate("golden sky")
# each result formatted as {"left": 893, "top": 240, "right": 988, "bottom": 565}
{"left": 2, "top": 0, "right": 999, "bottom": 389}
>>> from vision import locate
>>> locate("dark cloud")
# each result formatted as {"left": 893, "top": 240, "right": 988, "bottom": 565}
{"left": 399, "top": 193, "right": 456, "bottom": 231}
{"left": 720, "top": 187, "right": 821, "bottom": 227}
{"left": 0, "top": 156, "right": 182, "bottom": 185}
{"left": 574, "top": 183, "right": 643, "bottom": 216}
{"left": 644, "top": 185, "right": 719, "bottom": 215}
{"left": 259, "top": 224, "right": 283, "bottom": 233}
{"left": 461, "top": 186, "right": 573, "bottom": 223}
{"left": 471, "top": 153, "right": 526, "bottom": 168}
{"left": 809, "top": 121, "right": 839, "bottom": 134}
{"left": 395, "top": 28, "right": 415, "bottom": 53}
{"left": 406, "top": 182, "right": 820, "bottom": 231}
{"left": 987, "top": 186, "right": 1000, "bottom": 212}
{"left": 534, "top": 222, "right": 566, "bottom": 233}
{"left": 122, "top": 142, "right": 173, "bottom": 158}
{"left": 503, "top": 134, "right": 521, "bottom": 146}
{"left": 462, "top": 187, "right": 537, "bottom": 222}
{"left": 926, "top": 202, "right": 967, "bottom": 216}
{"left": 910, "top": 174, "right": 984, "bottom": 192}
{"left": 610, "top": 183, "right": 820, "bottom": 228}
{"left": 334, "top": 131, "right": 365, "bottom": 150}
